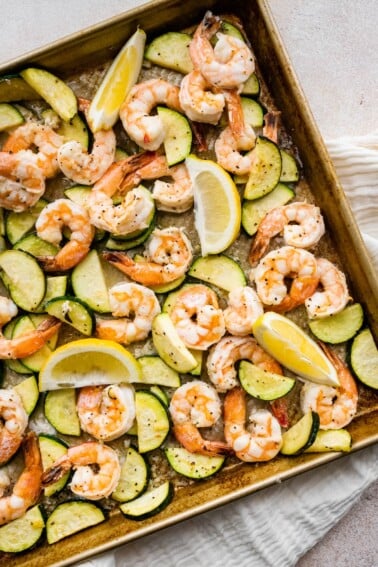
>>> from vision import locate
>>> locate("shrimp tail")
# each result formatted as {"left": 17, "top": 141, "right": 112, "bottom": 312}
{"left": 173, "top": 423, "right": 232, "bottom": 457}
{"left": 102, "top": 251, "right": 134, "bottom": 276}
{"left": 249, "top": 234, "right": 269, "bottom": 266}
{"left": 0, "top": 316, "right": 61, "bottom": 360}
{"left": 42, "top": 457, "right": 71, "bottom": 487}
{"left": 263, "top": 111, "right": 281, "bottom": 144}
{"left": 191, "top": 121, "right": 208, "bottom": 152}
{"left": 16, "top": 431, "right": 43, "bottom": 504}
{"left": 270, "top": 397, "right": 290, "bottom": 428}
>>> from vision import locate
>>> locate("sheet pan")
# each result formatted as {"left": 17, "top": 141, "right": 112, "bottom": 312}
{"left": 1, "top": 1, "right": 377, "bottom": 565}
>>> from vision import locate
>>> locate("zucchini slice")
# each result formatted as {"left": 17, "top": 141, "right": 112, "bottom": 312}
{"left": 238, "top": 360, "right": 295, "bottom": 401}
{"left": 165, "top": 447, "right": 225, "bottom": 479}
{"left": 45, "top": 296, "right": 95, "bottom": 336}
{"left": 119, "top": 480, "right": 173, "bottom": 520}
{"left": 138, "top": 355, "right": 181, "bottom": 388}
{"left": 242, "top": 183, "right": 294, "bottom": 236}
{"left": 20, "top": 68, "right": 77, "bottom": 122}
{"left": 0, "top": 102, "right": 24, "bottom": 131}
{"left": 152, "top": 312, "right": 197, "bottom": 373}
{"left": 241, "top": 97, "right": 264, "bottom": 128}
{"left": 14, "top": 375, "right": 39, "bottom": 415}
{"left": 33, "top": 275, "right": 68, "bottom": 313}
{"left": 157, "top": 106, "right": 192, "bottom": 166}
{"left": 39, "top": 434, "right": 70, "bottom": 496}
{"left": 5, "top": 198, "right": 48, "bottom": 245}
{"left": 188, "top": 348, "right": 203, "bottom": 376}
{"left": 305, "top": 429, "right": 352, "bottom": 453}
{"left": 350, "top": 328, "right": 378, "bottom": 390}
{"left": 0, "top": 504, "right": 45, "bottom": 553}
{"left": 0, "top": 74, "right": 40, "bottom": 102}
{"left": 188, "top": 255, "right": 246, "bottom": 292}
{"left": 244, "top": 137, "right": 282, "bottom": 200}
{"left": 57, "top": 113, "right": 89, "bottom": 148}
{"left": 112, "top": 446, "right": 149, "bottom": 502}
{"left": 46, "top": 501, "right": 105, "bottom": 544}
{"left": 280, "top": 411, "right": 320, "bottom": 456}
{"left": 71, "top": 249, "right": 111, "bottom": 313}
{"left": 241, "top": 72, "right": 260, "bottom": 96}
{"left": 13, "top": 233, "right": 59, "bottom": 257}
{"left": 150, "top": 385, "right": 169, "bottom": 406}
{"left": 150, "top": 274, "right": 186, "bottom": 294}
{"left": 280, "top": 149, "right": 300, "bottom": 183}
{"left": 44, "top": 388, "right": 81, "bottom": 436}
{"left": 309, "top": 303, "right": 364, "bottom": 344}
{"left": 135, "top": 390, "right": 170, "bottom": 453}
{"left": 145, "top": 32, "right": 193, "bottom": 74}
{"left": 0, "top": 249, "right": 46, "bottom": 311}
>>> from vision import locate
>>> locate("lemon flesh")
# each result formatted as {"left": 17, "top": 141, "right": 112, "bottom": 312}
{"left": 88, "top": 28, "right": 146, "bottom": 132}
{"left": 39, "top": 338, "right": 142, "bottom": 391}
{"left": 253, "top": 312, "right": 339, "bottom": 386}
{"left": 186, "top": 155, "right": 241, "bottom": 256}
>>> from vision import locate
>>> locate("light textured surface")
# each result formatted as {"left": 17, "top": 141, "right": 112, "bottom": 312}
{"left": 0, "top": 2, "right": 377, "bottom": 566}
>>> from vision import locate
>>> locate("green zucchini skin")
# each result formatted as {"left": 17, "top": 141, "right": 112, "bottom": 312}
{"left": 0, "top": 505, "right": 45, "bottom": 553}
{"left": 45, "top": 500, "right": 106, "bottom": 544}
{"left": 119, "top": 481, "right": 173, "bottom": 520}
{"left": 280, "top": 412, "right": 320, "bottom": 456}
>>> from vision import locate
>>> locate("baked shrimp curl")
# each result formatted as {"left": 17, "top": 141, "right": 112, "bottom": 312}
{"left": 169, "top": 380, "right": 231, "bottom": 457}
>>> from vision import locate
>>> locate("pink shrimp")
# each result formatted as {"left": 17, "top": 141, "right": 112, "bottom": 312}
{"left": 0, "top": 431, "right": 43, "bottom": 526}
{"left": 169, "top": 380, "right": 231, "bottom": 457}
{"left": 224, "top": 387, "right": 282, "bottom": 462}
{"left": 300, "top": 343, "right": 358, "bottom": 429}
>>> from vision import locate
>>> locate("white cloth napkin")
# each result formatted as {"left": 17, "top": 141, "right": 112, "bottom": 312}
{"left": 78, "top": 135, "right": 378, "bottom": 567}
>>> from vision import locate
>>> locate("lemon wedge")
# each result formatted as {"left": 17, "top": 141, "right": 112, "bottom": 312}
{"left": 87, "top": 28, "right": 146, "bottom": 132}
{"left": 39, "top": 338, "right": 142, "bottom": 391}
{"left": 185, "top": 155, "right": 241, "bottom": 256}
{"left": 252, "top": 312, "right": 339, "bottom": 386}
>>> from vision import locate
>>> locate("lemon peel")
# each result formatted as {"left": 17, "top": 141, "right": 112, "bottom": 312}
{"left": 252, "top": 312, "right": 339, "bottom": 386}
{"left": 185, "top": 155, "right": 241, "bottom": 255}
{"left": 88, "top": 28, "right": 146, "bottom": 132}
{"left": 38, "top": 338, "right": 142, "bottom": 391}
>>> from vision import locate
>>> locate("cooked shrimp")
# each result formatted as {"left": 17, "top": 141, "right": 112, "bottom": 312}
{"left": 223, "top": 286, "right": 264, "bottom": 336}
{"left": 86, "top": 152, "right": 156, "bottom": 236}
{"left": 300, "top": 343, "right": 358, "bottom": 429}
{"left": 0, "top": 296, "right": 18, "bottom": 327}
{"left": 0, "top": 469, "right": 10, "bottom": 498}
{"left": 120, "top": 154, "right": 194, "bottom": 214}
{"left": 207, "top": 336, "right": 283, "bottom": 393}
{"left": 42, "top": 441, "right": 121, "bottom": 500}
{"left": 262, "top": 110, "right": 281, "bottom": 144}
{"left": 169, "top": 380, "right": 231, "bottom": 457}
{"left": 0, "top": 316, "right": 61, "bottom": 361}
{"left": 252, "top": 246, "right": 319, "bottom": 312}
{"left": 189, "top": 11, "right": 255, "bottom": 89}
{"left": 35, "top": 198, "right": 95, "bottom": 271}
{"left": 170, "top": 284, "right": 226, "bottom": 350}
{"left": 249, "top": 202, "right": 326, "bottom": 265}
{"left": 57, "top": 98, "right": 116, "bottom": 185}
{"left": 77, "top": 384, "right": 136, "bottom": 441}
{"left": 305, "top": 257, "right": 350, "bottom": 319}
{"left": 2, "top": 120, "right": 63, "bottom": 178}
{"left": 120, "top": 79, "right": 182, "bottom": 151}
{"left": 0, "top": 151, "right": 46, "bottom": 211}
{"left": 0, "top": 389, "right": 28, "bottom": 466}
{"left": 179, "top": 70, "right": 225, "bottom": 125}
{"left": 0, "top": 431, "right": 43, "bottom": 526}
{"left": 214, "top": 124, "right": 256, "bottom": 175}
{"left": 224, "top": 387, "right": 282, "bottom": 462}
{"left": 96, "top": 282, "right": 161, "bottom": 345}
{"left": 103, "top": 226, "right": 193, "bottom": 287}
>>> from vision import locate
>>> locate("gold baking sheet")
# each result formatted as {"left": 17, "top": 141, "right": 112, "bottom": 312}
{"left": 0, "top": 1, "right": 377, "bottom": 565}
